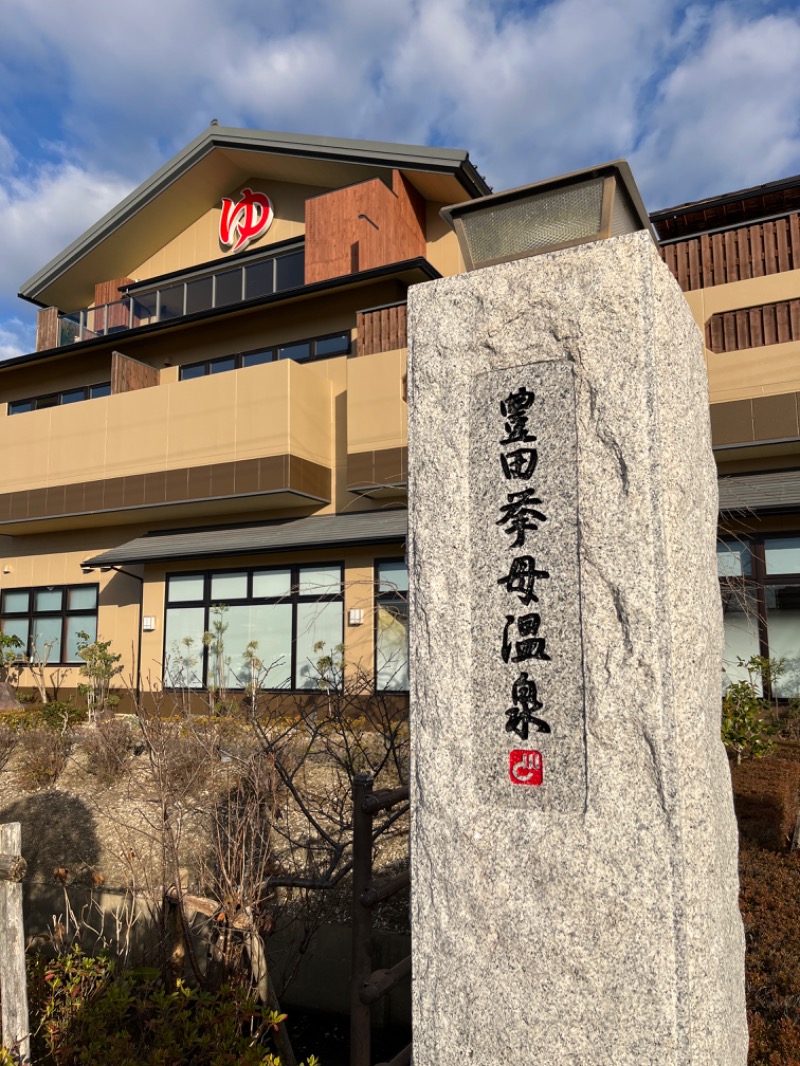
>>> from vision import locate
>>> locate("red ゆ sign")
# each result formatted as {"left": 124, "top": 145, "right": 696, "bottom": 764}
{"left": 219, "top": 188, "right": 274, "bottom": 252}
{"left": 509, "top": 749, "right": 543, "bottom": 786}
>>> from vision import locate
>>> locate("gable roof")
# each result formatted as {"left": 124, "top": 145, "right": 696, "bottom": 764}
{"left": 19, "top": 125, "right": 490, "bottom": 311}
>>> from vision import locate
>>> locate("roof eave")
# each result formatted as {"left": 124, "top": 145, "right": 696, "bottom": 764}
{"left": 18, "top": 126, "right": 490, "bottom": 304}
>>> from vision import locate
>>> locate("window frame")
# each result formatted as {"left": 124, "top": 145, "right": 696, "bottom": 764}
{"left": 163, "top": 562, "right": 344, "bottom": 692}
{"left": 178, "top": 331, "right": 352, "bottom": 381}
{"left": 374, "top": 557, "right": 409, "bottom": 693}
{"left": 128, "top": 245, "right": 306, "bottom": 325}
{"left": 8, "top": 382, "right": 111, "bottom": 416}
{"left": 0, "top": 583, "right": 99, "bottom": 665}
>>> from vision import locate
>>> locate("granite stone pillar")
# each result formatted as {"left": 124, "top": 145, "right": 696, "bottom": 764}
{"left": 407, "top": 231, "right": 747, "bottom": 1066}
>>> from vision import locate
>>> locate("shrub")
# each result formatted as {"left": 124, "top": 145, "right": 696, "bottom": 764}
{"left": 16, "top": 728, "right": 72, "bottom": 790}
{"left": 139, "top": 715, "right": 212, "bottom": 800}
{"left": 83, "top": 717, "right": 134, "bottom": 786}
{"left": 75, "top": 633, "right": 123, "bottom": 722}
{"left": 722, "top": 656, "right": 780, "bottom": 764}
{"left": 0, "top": 707, "right": 45, "bottom": 732}
{"left": 27, "top": 946, "right": 320, "bottom": 1066}
{"left": 0, "top": 723, "right": 18, "bottom": 770}
{"left": 39, "top": 700, "right": 87, "bottom": 733}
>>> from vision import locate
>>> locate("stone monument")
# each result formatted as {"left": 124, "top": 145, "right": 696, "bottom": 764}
{"left": 407, "top": 230, "right": 747, "bottom": 1064}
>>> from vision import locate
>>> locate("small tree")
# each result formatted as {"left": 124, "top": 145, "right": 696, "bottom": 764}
{"left": 204, "top": 605, "right": 231, "bottom": 714}
{"left": 76, "top": 632, "right": 123, "bottom": 722}
{"left": 24, "top": 635, "right": 60, "bottom": 704}
{"left": 0, "top": 631, "right": 23, "bottom": 687}
{"left": 722, "top": 655, "right": 781, "bottom": 764}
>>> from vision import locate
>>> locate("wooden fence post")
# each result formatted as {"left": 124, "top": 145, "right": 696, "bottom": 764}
{"left": 0, "top": 822, "right": 29, "bottom": 1063}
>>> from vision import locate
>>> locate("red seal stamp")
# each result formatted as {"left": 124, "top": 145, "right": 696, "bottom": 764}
{"left": 509, "top": 749, "right": 543, "bottom": 786}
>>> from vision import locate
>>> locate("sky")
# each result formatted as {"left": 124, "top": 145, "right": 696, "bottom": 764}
{"left": 1, "top": 0, "right": 800, "bottom": 358}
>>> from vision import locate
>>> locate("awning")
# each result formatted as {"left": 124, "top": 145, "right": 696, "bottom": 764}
{"left": 719, "top": 470, "right": 800, "bottom": 513}
{"left": 83, "top": 509, "right": 407, "bottom": 567}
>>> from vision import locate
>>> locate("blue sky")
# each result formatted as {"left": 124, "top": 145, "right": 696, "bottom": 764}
{"left": 1, "top": 0, "right": 800, "bottom": 358}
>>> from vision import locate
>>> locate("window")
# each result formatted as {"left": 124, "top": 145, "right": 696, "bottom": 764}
{"left": 163, "top": 564, "right": 343, "bottom": 691}
{"left": 375, "top": 559, "right": 408, "bottom": 691}
{"left": 0, "top": 585, "right": 98, "bottom": 664}
{"left": 718, "top": 534, "right": 800, "bottom": 696}
{"left": 130, "top": 246, "right": 305, "bottom": 326}
{"left": 178, "top": 331, "right": 351, "bottom": 380}
{"left": 8, "top": 383, "right": 111, "bottom": 416}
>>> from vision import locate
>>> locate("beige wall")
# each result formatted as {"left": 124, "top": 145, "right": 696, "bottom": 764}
{"left": 130, "top": 177, "right": 328, "bottom": 283}
{"left": 347, "top": 349, "right": 407, "bottom": 453}
{"left": 0, "top": 359, "right": 333, "bottom": 495}
{"left": 1, "top": 282, "right": 406, "bottom": 408}
{"left": 425, "top": 203, "right": 465, "bottom": 277}
{"left": 682, "top": 269, "right": 800, "bottom": 403}
{"left": 0, "top": 528, "right": 148, "bottom": 688}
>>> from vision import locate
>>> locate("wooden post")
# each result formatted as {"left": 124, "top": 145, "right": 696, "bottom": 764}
{"left": 0, "top": 823, "right": 29, "bottom": 1063}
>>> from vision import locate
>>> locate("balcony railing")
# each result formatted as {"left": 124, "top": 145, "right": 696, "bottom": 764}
{"left": 57, "top": 246, "right": 306, "bottom": 347}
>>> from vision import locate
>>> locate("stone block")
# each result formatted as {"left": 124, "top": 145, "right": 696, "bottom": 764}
{"left": 407, "top": 232, "right": 747, "bottom": 1065}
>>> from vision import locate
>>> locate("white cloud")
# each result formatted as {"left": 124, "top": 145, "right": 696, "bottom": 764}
{"left": 632, "top": 6, "right": 800, "bottom": 208}
{"left": 0, "top": 161, "right": 132, "bottom": 296}
{"left": 0, "top": 316, "right": 35, "bottom": 361}
{"left": 0, "top": 0, "right": 798, "bottom": 308}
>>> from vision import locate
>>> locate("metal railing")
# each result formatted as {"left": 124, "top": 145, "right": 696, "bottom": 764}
{"left": 350, "top": 776, "right": 411, "bottom": 1066}
{"left": 57, "top": 246, "right": 306, "bottom": 347}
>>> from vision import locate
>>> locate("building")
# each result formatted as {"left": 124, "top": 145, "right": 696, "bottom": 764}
{"left": 653, "top": 176, "right": 800, "bottom": 696}
{"left": 9, "top": 122, "right": 800, "bottom": 706}
{"left": 5, "top": 125, "right": 489, "bottom": 708}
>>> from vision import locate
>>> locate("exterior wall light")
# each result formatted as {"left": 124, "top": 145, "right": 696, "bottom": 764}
{"left": 440, "top": 161, "right": 655, "bottom": 270}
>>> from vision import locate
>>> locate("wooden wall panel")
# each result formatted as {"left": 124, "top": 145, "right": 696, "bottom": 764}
{"left": 305, "top": 171, "right": 426, "bottom": 284}
{"left": 94, "top": 277, "right": 133, "bottom": 306}
{"left": 661, "top": 213, "right": 800, "bottom": 291}
{"left": 35, "top": 307, "right": 59, "bottom": 352}
{"left": 356, "top": 304, "right": 408, "bottom": 356}
{"left": 705, "top": 298, "right": 800, "bottom": 353}
{"left": 94, "top": 277, "right": 134, "bottom": 333}
{"left": 110, "top": 351, "right": 160, "bottom": 395}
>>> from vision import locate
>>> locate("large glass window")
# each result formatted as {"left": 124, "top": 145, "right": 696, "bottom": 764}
{"left": 163, "top": 564, "right": 343, "bottom": 691}
{"left": 719, "top": 534, "right": 800, "bottom": 696}
{"left": 375, "top": 559, "right": 409, "bottom": 691}
{"left": 0, "top": 585, "right": 98, "bottom": 664}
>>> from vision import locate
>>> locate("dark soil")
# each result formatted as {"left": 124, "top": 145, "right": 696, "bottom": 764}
{"left": 738, "top": 755, "right": 800, "bottom": 1065}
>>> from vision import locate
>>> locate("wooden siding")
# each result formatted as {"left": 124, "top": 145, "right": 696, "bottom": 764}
{"left": 94, "top": 277, "right": 133, "bottom": 306}
{"left": 35, "top": 307, "right": 59, "bottom": 352}
{"left": 661, "top": 214, "right": 800, "bottom": 292}
{"left": 110, "top": 351, "right": 160, "bottom": 395}
{"left": 94, "top": 277, "right": 134, "bottom": 332}
{"left": 356, "top": 304, "right": 407, "bottom": 356}
{"left": 706, "top": 298, "right": 800, "bottom": 353}
{"left": 305, "top": 170, "right": 426, "bottom": 284}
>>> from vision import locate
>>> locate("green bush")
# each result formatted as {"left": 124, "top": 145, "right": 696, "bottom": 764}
{"left": 39, "top": 700, "right": 87, "bottom": 732}
{"left": 722, "top": 656, "right": 780, "bottom": 764}
{"left": 27, "top": 947, "right": 320, "bottom": 1066}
